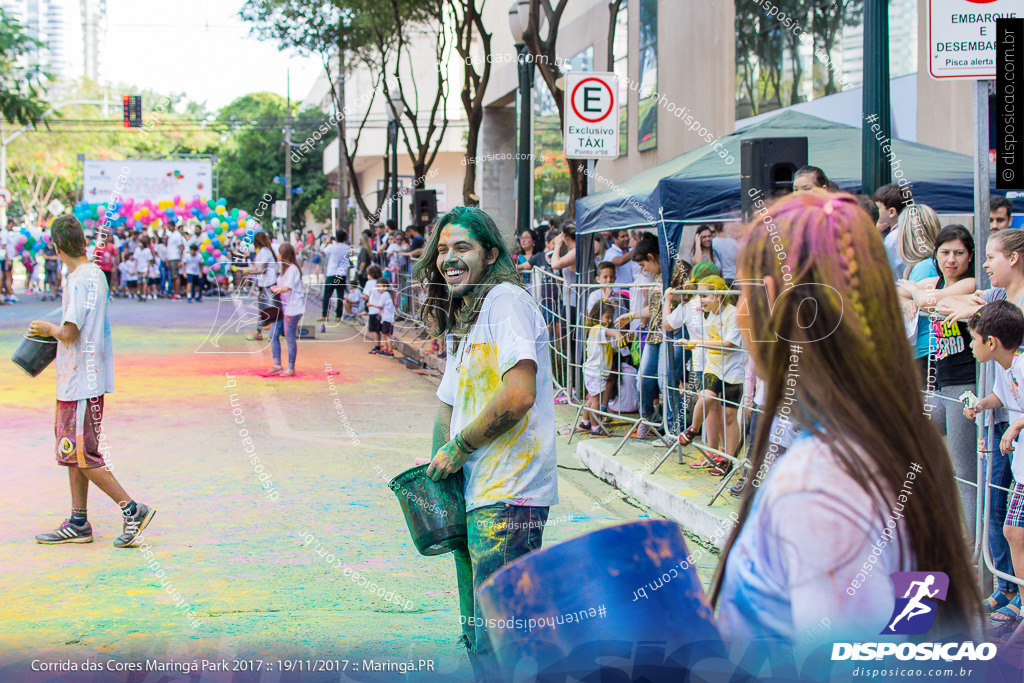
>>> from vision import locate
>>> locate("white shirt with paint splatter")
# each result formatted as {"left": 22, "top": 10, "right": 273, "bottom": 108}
{"left": 57, "top": 262, "right": 114, "bottom": 401}
{"left": 717, "top": 433, "right": 912, "bottom": 659}
{"left": 437, "top": 282, "right": 558, "bottom": 512}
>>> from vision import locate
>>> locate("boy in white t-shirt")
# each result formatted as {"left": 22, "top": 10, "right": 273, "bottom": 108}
{"left": 367, "top": 275, "right": 396, "bottom": 357}
{"left": 362, "top": 264, "right": 382, "bottom": 350}
{"left": 132, "top": 237, "right": 154, "bottom": 302}
{"left": 964, "top": 300, "right": 1024, "bottom": 626}
{"left": 118, "top": 259, "right": 137, "bottom": 298}
{"left": 182, "top": 244, "right": 204, "bottom": 302}
{"left": 27, "top": 215, "right": 155, "bottom": 548}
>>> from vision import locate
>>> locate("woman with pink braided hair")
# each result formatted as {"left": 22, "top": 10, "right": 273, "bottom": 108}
{"left": 712, "top": 191, "right": 982, "bottom": 663}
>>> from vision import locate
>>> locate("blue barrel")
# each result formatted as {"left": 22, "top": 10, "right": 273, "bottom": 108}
{"left": 476, "top": 519, "right": 727, "bottom": 677}
{"left": 11, "top": 335, "right": 58, "bottom": 378}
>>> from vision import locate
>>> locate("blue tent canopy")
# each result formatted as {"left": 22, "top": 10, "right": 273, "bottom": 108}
{"left": 575, "top": 109, "right": 996, "bottom": 286}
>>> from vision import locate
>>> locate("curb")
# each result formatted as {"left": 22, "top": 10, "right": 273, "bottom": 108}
{"left": 576, "top": 440, "right": 734, "bottom": 550}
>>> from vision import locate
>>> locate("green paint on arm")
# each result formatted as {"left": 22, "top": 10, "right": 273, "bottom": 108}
{"left": 432, "top": 403, "right": 453, "bottom": 458}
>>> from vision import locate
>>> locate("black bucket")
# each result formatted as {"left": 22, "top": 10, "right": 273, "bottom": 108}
{"left": 389, "top": 465, "right": 467, "bottom": 556}
{"left": 11, "top": 335, "right": 58, "bottom": 378}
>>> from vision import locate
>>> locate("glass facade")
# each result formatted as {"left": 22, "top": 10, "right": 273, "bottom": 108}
{"left": 637, "top": 0, "right": 657, "bottom": 151}
{"left": 612, "top": 0, "right": 628, "bottom": 156}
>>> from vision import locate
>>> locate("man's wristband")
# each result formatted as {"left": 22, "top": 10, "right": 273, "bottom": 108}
{"left": 454, "top": 432, "right": 477, "bottom": 454}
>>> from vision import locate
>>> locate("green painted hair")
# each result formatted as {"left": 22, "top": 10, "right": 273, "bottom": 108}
{"left": 413, "top": 206, "right": 523, "bottom": 338}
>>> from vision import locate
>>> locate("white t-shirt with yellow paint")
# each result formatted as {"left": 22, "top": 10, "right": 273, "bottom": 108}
{"left": 437, "top": 282, "right": 559, "bottom": 512}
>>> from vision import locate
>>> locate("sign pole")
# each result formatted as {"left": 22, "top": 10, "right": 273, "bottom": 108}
{"left": 975, "top": 79, "right": 992, "bottom": 290}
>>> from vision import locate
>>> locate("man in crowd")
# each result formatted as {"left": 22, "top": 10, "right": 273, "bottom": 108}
{"left": 319, "top": 229, "right": 351, "bottom": 322}
{"left": 166, "top": 221, "right": 185, "bottom": 300}
{"left": 712, "top": 224, "right": 739, "bottom": 286}
{"left": 992, "top": 196, "right": 1014, "bottom": 233}
{"left": 603, "top": 229, "right": 637, "bottom": 284}
{"left": 873, "top": 182, "right": 914, "bottom": 280}
{"left": 417, "top": 206, "right": 557, "bottom": 677}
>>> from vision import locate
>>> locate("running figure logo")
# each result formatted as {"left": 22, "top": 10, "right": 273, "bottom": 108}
{"left": 881, "top": 572, "right": 949, "bottom": 635}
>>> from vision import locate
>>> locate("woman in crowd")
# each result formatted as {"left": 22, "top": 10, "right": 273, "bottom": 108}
{"left": 615, "top": 238, "right": 665, "bottom": 438}
{"left": 245, "top": 231, "right": 277, "bottom": 342}
{"left": 938, "top": 228, "right": 1024, "bottom": 618}
{"left": 897, "top": 226, "right": 977, "bottom": 545}
{"left": 515, "top": 228, "right": 540, "bottom": 285}
{"left": 713, "top": 191, "right": 981, "bottom": 664}
{"left": 551, "top": 223, "right": 578, "bottom": 381}
{"left": 689, "top": 224, "right": 722, "bottom": 270}
{"left": 357, "top": 229, "right": 373, "bottom": 289}
{"left": 791, "top": 165, "right": 829, "bottom": 192}
{"left": 266, "top": 243, "right": 305, "bottom": 377}
{"left": 895, "top": 204, "right": 942, "bottom": 386}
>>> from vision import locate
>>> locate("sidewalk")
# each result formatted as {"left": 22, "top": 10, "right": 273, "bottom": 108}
{"left": 372, "top": 314, "right": 740, "bottom": 550}
{"left": 573, "top": 428, "right": 741, "bottom": 550}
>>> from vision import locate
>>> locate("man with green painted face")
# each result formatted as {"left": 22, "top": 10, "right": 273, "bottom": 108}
{"left": 416, "top": 206, "right": 558, "bottom": 673}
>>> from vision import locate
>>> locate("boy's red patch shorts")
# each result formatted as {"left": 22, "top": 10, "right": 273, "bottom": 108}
{"left": 54, "top": 397, "right": 106, "bottom": 468}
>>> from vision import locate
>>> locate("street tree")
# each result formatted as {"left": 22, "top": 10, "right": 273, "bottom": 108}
{"left": 217, "top": 92, "right": 331, "bottom": 231}
{"left": 812, "top": 0, "right": 863, "bottom": 95}
{"left": 0, "top": 8, "right": 53, "bottom": 127}
{"left": 242, "top": 0, "right": 454, "bottom": 224}
{"left": 448, "top": 0, "right": 493, "bottom": 205}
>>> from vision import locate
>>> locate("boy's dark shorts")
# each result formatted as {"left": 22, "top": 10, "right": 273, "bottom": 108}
{"left": 147, "top": 277, "right": 160, "bottom": 286}
{"left": 368, "top": 313, "right": 382, "bottom": 333}
{"left": 703, "top": 372, "right": 743, "bottom": 406}
{"left": 55, "top": 397, "right": 107, "bottom": 468}
{"left": 381, "top": 320, "right": 394, "bottom": 336}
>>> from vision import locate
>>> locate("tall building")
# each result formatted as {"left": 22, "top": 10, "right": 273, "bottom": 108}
{"left": 1, "top": 0, "right": 107, "bottom": 82}
{"left": 840, "top": 0, "right": 918, "bottom": 90}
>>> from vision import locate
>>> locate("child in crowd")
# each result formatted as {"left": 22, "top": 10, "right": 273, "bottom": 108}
{"left": 42, "top": 235, "right": 60, "bottom": 301}
{"left": 363, "top": 264, "right": 382, "bottom": 349}
{"left": 133, "top": 236, "right": 153, "bottom": 302}
{"left": 27, "top": 215, "right": 155, "bottom": 548}
{"left": 342, "top": 286, "right": 364, "bottom": 318}
{"left": 678, "top": 275, "right": 743, "bottom": 475}
{"left": 146, "top": 243, "right": 161, "bottom": 301}
{"left": 183, "top": 244, "right": 203, "bottom": 302}
{"left": 963, "top": 300, "right": 1024, "bottom": 628}
{"left": 586, "top": 261, "right": 619, "bottom": 312}
{"left": 119, "top": 257, "right": 137, "bottom": 299}
{"left": 579, "top": 299, "right": 626, "bottom": 435}
{"left": 368, "top": 275, "right": 396, "bottom": 357}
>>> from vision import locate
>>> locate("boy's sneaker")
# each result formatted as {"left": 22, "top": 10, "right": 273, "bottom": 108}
{"left": 379, "top": 350, "right": 394, "bottom": 357}
{"left": 368, "top": 347, "right": 381, "bottom": 355}
{"left": 114, "top": 503, "right": 156, "bottom": 548}
{"left": 36, "top": 519, "right": 93, "bottom": 544}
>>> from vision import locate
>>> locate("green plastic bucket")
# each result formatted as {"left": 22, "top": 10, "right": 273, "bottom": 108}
{"left": 389, "top": 465, "right": 467, "bottom": 556}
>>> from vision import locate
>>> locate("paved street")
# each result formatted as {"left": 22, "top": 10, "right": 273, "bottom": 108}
{"left": 0, "top": 293, "right": 668, "bottom": 681}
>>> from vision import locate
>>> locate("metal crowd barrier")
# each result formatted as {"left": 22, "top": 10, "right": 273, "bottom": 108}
{"left": 531, "top": 266, "right": 1021, "bottom": 621}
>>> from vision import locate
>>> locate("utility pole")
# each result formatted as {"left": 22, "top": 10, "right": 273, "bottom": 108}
{"left": 285, "top": 70, "right": 293, "bottom": 238}
{"left": 861, "top": 0, "right": 892, "bottom": 196}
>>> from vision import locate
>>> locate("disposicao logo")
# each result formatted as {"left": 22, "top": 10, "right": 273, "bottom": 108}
{"left": 882, "top": 571, "right": 948, "bottom": 635}
{"left": 831, "top": 572, "right": 996, "bottom": 662}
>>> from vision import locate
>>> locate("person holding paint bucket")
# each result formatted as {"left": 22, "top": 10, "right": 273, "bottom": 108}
{"left": 26, "top": 214, "right": 156, "bottom": 548}
{"left": 415, "top": 206, "right": 557, "bottom": 674}
{"left": 712, "top": 191, "right": 981, "bottom": 663}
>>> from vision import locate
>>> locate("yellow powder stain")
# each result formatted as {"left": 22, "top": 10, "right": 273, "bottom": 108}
{"left": 458, "top": 343, "right": 501, "bottom": 419}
